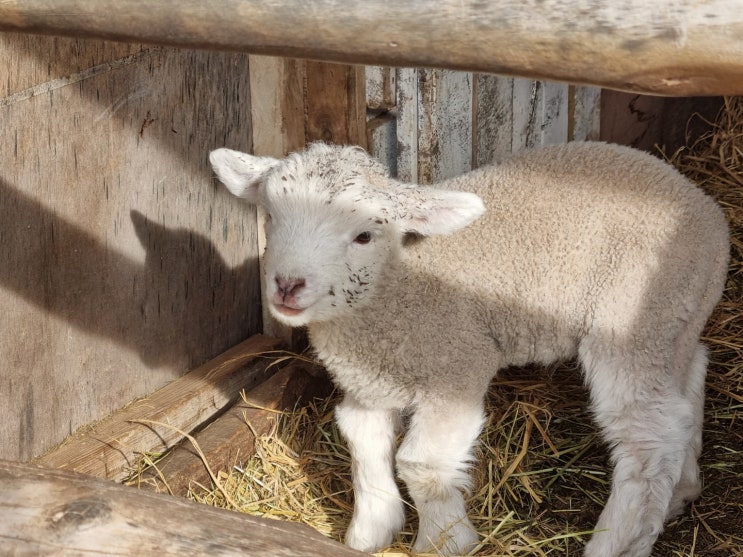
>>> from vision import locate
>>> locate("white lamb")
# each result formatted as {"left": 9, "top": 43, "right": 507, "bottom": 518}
{"left": 210, "top": 141, "right": 729, "bottom": 557}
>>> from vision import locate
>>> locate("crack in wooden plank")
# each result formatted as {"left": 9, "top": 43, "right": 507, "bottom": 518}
{"left": 0, "top": 47, "right": 159, "bottom": 108}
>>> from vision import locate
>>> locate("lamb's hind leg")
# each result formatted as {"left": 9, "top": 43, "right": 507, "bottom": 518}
{"left": 667, "top": 342, "right": 707, "bottom": 518}
{"left": 581, "top": 343, "right": 699, "bottom": 557}
{"left": 335, "top": 396, "right": 405, "bottom": 552}
{"left": 396, "top": 400, "right": 485, "bottom": 556}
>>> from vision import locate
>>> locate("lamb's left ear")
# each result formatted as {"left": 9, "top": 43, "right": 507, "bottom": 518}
{"left": 396, "top": 185, "right": 486, "bottom": 236}
{"left": 209, "top": 148, "right": 279, "bottom": 203}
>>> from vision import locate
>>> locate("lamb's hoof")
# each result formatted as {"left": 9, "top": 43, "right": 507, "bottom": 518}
{"left": 344, "top": 506, "right": 405, "bottom": 554}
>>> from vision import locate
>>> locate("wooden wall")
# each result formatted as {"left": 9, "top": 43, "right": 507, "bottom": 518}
{"left": 0, "top": 34, "right": 262, "bottom": 462}
{"left": 600, "top": 90, "right": 723, "bottom": 153}
{"left": 0, "top": 32, "right": 716, "bottom": 464}
{"left": 367, "top": 68, "right": 601, "bottom": 185}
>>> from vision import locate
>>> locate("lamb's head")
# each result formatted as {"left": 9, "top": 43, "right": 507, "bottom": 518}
{"left": 210, "top": 143, "right": 485, "bottom": 327}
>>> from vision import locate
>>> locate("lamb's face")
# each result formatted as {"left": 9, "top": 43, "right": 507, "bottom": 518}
{"left": 210, "top": 143, "right": 486, "bottom": 328}
{"left": 256, "top": 145, "right": 402, "bottom": 327}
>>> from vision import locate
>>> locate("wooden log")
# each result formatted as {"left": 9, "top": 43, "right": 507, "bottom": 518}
{"left": 0, "top": 459, "right": 365, "bottom": 557}
{"left": 0, "top": 1, "right": 742, "bottom": 95}
{"left": 34, "top": 335, "right": 284, "bottom": 482}
{"left": 132, "top": 360, "right": 331, "bottom": 496}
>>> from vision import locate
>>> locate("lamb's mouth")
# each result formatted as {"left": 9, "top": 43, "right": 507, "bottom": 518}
{"left": 273, "top": 303, "right": 305, "bottom": 317}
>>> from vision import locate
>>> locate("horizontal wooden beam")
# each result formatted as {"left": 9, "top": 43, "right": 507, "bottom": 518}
{"left": 132, "top": 360, "right": 331, "bottom": 496}
{"left": 34, "top": 335, "right": 284, "bottom": 482}
{"left": 0, "top": 1, "right": 742, "bottom": 95}
{"left": 0, "top": 459, "right": 366, "bottom": 556}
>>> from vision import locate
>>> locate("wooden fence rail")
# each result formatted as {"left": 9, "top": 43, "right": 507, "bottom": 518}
{"left": 0, "top": 459, "right": 366, "bottom": 556}
{"left": 0, "top": 1, "right": 742, "bottom": 95}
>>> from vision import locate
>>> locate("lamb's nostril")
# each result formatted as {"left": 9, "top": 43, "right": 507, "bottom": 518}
{"left": 275, "top": 276, "right": 306, "bottom": 297}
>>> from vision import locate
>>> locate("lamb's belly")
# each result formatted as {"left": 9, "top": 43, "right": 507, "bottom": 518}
{"left": 499, "top": 315, "right": 582, "bottom": 368}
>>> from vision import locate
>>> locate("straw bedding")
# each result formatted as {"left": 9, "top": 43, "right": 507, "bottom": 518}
{"left": 191, "top": 98, "right": 743, "bottom": 556}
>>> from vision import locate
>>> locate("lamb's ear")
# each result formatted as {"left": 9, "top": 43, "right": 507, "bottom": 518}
{"left": 397, "top": 186, "right": 486, "bottom": 236}
{"left": 209, "top": 148, "right": 279, "bottom": 203}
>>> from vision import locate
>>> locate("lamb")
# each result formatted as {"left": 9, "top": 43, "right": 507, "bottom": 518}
{"left": 209, "top": 141, "right": 729, "bottom": 557}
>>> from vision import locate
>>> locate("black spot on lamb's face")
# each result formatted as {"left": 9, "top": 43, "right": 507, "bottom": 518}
{"left": 343, "top": 265, "right": 374, "bottom": 306}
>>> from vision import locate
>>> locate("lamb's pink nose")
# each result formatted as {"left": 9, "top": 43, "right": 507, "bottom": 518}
{"left": 275, "top": 276, "right": 306, "bottom": 300}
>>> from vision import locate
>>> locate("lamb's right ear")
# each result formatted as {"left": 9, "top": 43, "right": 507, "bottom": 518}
{"left": 209, "top": 148, "right": 279, "bottom": 203}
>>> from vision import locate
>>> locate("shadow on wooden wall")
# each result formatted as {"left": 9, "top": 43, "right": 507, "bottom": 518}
{"left": 0, "top": 178, "right": 260, "bottom": 370}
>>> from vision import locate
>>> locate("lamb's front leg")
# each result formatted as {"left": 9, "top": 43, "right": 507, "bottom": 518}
{"left": 397, "top": 400, "right": 485, "bottom": 556}
{"left": 335, "top": 396, "right": 404, "bottom": 552}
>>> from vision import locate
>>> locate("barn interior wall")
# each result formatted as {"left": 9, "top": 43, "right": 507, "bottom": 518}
{"left": 0, "top": 34, "right": 262, "bottom": 462}
{"left": 600, "top": 90, "right": 723, "bottom": 153}
{"left": 1, "top": 34, "right": 721, "bottom": 465}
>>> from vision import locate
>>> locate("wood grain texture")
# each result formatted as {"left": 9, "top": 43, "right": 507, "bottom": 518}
{"left": 304, "top": 62, "right": 367, "bottom": 148}
{"left": 599, "top": 91, "right": 723, "bottom": 152}
{"left": 248, "top": 56, "right": 306, "bottom": 158}
{"left": 569, "top": 86, "right": 602, "bottom": 142}
{"left": 416, "top": 69, "right": 473, "bottom": 184}
{"left": 0, "top": 1, "right": 742, "bottom": 95}
{"left": 366, "top": 66, "right": 395, "bottom": 111}
{"left": 0, "top": 37, "right": 262, "bottom": 462}
{"left": 395, "top": 67, "right": 419, "bottom": 183}
{"left": 397, "top": 68, "right": 473, "bottom": 184}
{"left": 0, "top": 458, "right": 367, "bottom": 557}
{"left": 132, "top": 360, "right": 331, "bottom": 496}
{"left": 0, "top": 33, "right": 144, "bottom": 98}
{"left": 34, "top": 335, "right": 284, "bottom": 482}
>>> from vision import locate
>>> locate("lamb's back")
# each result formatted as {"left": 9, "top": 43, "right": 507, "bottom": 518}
{"left": 404, "top": 142, "right": 728, "bottom": 364}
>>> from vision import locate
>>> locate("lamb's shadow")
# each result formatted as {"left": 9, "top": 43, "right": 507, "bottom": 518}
{"left": 0, "top": 178, "right": 260, "bottom": 372}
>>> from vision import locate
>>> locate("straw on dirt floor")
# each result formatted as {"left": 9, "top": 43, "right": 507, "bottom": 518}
{"left": 190, "top": 98, "right": 743, "bottom": 556}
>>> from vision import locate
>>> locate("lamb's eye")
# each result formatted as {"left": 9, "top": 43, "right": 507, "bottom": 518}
{"left": 354, "top": 232, "right": 372, "bottom": 245}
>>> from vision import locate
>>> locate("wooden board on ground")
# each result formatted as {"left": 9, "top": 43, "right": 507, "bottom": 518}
{"left": 132, "top": 360, "right": 331, "bottom": 496}
{"left": 35, "top": 335, "right": 284, "bottom": 482}
{"left": 0, "top": 459, "right": 366, "bottom": 557}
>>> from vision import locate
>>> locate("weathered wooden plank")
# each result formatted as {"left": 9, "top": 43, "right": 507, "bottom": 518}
{"left": 1, "top": 38, "right": 262, "bottom": 462}
{"left": 599, "top": 91, "right": 723, "bottom": 153}
{"left": 473, "top": 75, "right": 515, "bottom": 167}
{"left": 248, "top": 56, "right": 306, "bottom": 158}
{"left": 132, "top": 360, "right": 330, "bottom": 496}
{"left": 512, "top": 78, "right": 569, "bottom": 152}
{"left": 474, "top": 76, "right": 576, "bottom": 167}
{"left": 34, "top": 335, "right": 284, "bottom": 482}
{"left": 1, "top": 1, "right": 742, "bottom": 95}
{"left": 395, "top": 67, "right": 419, "bottom": 182}
{"left": 417, "top": 69, "right": 473, "bottom": 184}
{"left": 247, "top": 58, "right": 366, "bottom": 346}
{"left": 396, "top": 68, "right": 473, "bottom": 184}
{"left": 367, "top": 112, "right": 397, "bottom": 177}
{"left": 570, "top": 85, "right": 602, "bottom": 141}
{"left": 304, "top": 62, "right": 367, "bottom": 148}
{"left": 0, "top": 33, "right": 144, "bottom": 99}
{"left": 0, "top": 459, "right": 366, "bottom": 557}
{"left": 366, "top": 66, "right": 395, "bottom": 111}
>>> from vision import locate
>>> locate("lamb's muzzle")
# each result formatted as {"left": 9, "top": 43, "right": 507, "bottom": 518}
{"left": 270, "top": 275, "right": 307, "bottom": 317}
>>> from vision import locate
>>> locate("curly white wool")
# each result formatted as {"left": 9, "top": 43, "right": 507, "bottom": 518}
{"left": 211, "top": 141, "right": 729, "bottom": 557}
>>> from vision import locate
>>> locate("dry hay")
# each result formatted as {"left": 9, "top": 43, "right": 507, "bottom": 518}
{"left": 191, "top": 98, "right": 743, "bottom": 556}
